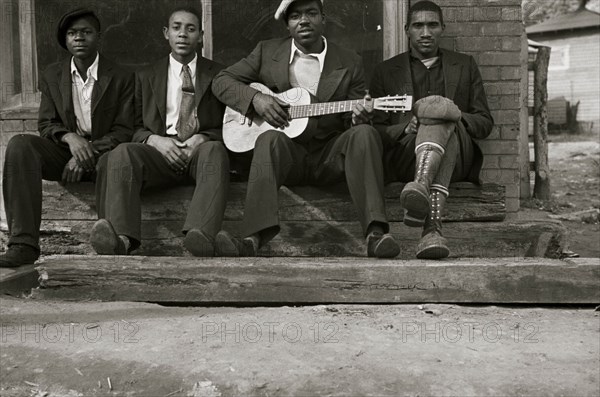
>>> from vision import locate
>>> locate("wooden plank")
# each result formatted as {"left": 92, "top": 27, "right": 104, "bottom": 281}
{"left": 18, "top": 0, "right": 38, "bottom": 105}
{"left": 33, "top": 219, "right": 565, "bottom": 259}
{"left": 33, "top": 256, "right": 600, "bottom": 304}
{"left": 0, "top": 264, "right": 38, "bottom": 296}
{"left": 533, "top": 46, "right": 551, "bottom": 200}
{"left": 39, "top": 181, "right": 506, "bottom": 222}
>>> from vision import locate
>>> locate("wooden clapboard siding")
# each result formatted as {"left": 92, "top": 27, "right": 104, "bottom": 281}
{"left": 530, "top": 30, "right": 600, "bottom": 123}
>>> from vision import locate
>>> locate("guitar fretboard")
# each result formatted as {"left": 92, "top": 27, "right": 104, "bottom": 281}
{"left": 288, "top": 99, "right": 366, "bottom": 119}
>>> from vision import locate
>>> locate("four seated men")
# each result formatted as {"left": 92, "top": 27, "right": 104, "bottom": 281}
{"left": 0, "top": 0, "right": 494, "bottom": 265}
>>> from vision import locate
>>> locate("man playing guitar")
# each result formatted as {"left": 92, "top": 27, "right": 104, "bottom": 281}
{"left": 211, "top": 0, "right": 401, "bottom": 258}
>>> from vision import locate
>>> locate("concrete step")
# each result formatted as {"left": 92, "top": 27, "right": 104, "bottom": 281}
{"left": 30, "top": 256, "right": 600, "bottom": 304}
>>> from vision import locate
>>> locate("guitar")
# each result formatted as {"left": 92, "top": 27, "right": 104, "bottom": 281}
{"left": 222, "top": 82, "right": 412, "bottom": 153}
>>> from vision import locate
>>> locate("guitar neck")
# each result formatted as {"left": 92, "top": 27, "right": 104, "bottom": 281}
{"left": 288, "top": 99, "right": 366, "bottom": 119}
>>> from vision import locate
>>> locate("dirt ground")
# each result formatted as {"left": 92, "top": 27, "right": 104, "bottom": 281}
{"left": 523, "top": 132, "right": 600, "bottom": 257}
{"left": 1, "top": 133, "right": 599, "bottom": 396}
{"left": 1, "top": 298, "right": 599, "bottom": 396}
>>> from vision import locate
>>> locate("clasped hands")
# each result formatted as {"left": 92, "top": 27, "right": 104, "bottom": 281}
{"left": 147, "top": 133, "right": 208, "bottom": 174}
{"left": 61, "top": 132, "right": 98, "bottom": 184}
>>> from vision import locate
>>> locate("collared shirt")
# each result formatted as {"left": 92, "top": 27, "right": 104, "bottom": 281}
{"left": 409, "top": 52, "right": 445, "bottom": 102}
{"left": 71, "top": 53, "right": 99, "bottom": 137}
{"left": 289, "top": 36, "right": 328, "bottom": 73}
{"left": 165, "top": 53, "right": 198, "bottom": 136}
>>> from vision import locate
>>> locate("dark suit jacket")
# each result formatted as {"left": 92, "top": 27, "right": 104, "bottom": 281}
{"left": 212, "top": 37, "right": 366, "bottom": 153}
{"left": 133, "top": 56, "right": 225, "bottom": 143}
{"left": 38, "top": 55, "right": 134, "bottom": 155}
{"left": 370, "top": 48, "right": 494, "bottom": 182}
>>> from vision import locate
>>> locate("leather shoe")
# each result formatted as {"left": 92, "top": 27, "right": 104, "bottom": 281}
{"left": 90, "top": 219, "right": 128, "bottom": 255}
{"left": 214, "top": 231, "right": 257, "bottom": 257}
{"left": 400, "top": 182, "right": 429, "bottom": 227}
{"left": 0, "top": 244, "right": 39, "bottom": 267}
{"left": 416, "top": 230, "right": 450, "bottom": 259}
{"left": 367, "top": 232, "right": 400, "bottom": 258}
{"left": 184, "top": 229, "right": 215, "bottom": 257}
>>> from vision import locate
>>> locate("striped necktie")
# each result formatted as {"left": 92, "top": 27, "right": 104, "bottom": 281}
{"left": 176, "top": 64, "right": 198, "bottom": 141}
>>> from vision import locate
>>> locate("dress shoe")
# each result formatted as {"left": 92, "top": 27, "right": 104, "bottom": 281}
{"left": 184, "top": 229, "right": 215, "bottom": 257}
{"left": 366, "top": 232, "right": 400, "bottom": 258}
{"left": 416, "top": 230, "right": 450, "bottom": 259}
{"left": 0, "top": 244, "right": 39, "bottom": 267}
{"left": 214, "top": 231, "right": 257, "bottom": 257}
{"left": 90, "top": 219, "right": 128, "bottom": 255}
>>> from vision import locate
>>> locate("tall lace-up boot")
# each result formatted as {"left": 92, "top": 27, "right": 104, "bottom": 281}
{"left": 416, "top": 189, "right": 450, "bottom": 259}
{"left": 399, "top": 143, "right": 444, "bottom": 227}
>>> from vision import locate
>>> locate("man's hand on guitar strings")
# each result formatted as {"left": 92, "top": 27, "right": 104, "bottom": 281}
{"left": 351, "top": 90, "right": 374, "bottom": 126}
{"left": 252, "top": 92, "right": 291, "bottom": 129}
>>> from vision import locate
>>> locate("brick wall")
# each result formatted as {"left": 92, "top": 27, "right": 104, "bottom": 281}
{"left": 415, "top": 0, "right": 525, "bottom": 212}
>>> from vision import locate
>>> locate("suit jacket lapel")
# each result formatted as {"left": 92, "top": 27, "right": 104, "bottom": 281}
{"left": 92, "top": 55, "right": 113, "bottom": 114}
{"left": 270, "top": 39, "right": 292, "bottom": 93}
{"left": 441, "top": 49, "right": 461, "bottom": 100}
{"left": 194, "top": 57, "right": 213, "bottom": 108}
{"left": 150, "top": 57, "right": 168, "bottom": 126}
{"left": 316, "top": 44, "right": 346, "bottom": 102}
{"left": 394, "top": 52, "right": 414, "bottom": 96}
{"left": 59, "top": 58, "right": 76, "bottom": 131}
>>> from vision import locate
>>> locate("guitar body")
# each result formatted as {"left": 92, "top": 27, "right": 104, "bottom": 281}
{"left": 222, "top": 82, "right": 412, "bottom": 153}
{"left": 223, "top": 83, "right": 312, "bottom": 153}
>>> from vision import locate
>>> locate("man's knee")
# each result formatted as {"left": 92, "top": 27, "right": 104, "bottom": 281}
{"left": 5, "top": 134, "right": 37, "bottom": 158}
{"left": 197, "top": 140, "right": 227, "bottom": 160}
{"left": 255, "top": 130, "right": 291, "bottom": 150}
{"left": 107, "top": 142, "right": 143, "bottom": 165}
{"left": 346, "top": 124, "right": 382, "bottom": 148}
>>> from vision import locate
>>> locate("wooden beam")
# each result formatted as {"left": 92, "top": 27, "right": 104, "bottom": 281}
{"left": 38, "top": 182, "right": 506, "bottom": 222}
{"left": 201, "top": 0, "right": 212, "bottom": 59}
{"left": 533, "top": 46, "right": 551, "bottom": 200}
{"left": 31, "top": 219, "right": 565, "bottom": 258}
{"left": 33, "top": 256, "right": 600, "bottom": 304}
{"left": 18, "top": 0, "right": 38, "bottom": 106}
{"left": 0, "top": 264, "right": 38, "bottom": 296}
{"left": 520, "top": 32, "right": 531, "bottom": 199}
{"left": 383, "top": 0, "right": 408, "bottom": 60}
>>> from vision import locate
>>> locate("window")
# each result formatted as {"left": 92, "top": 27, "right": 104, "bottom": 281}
{"left": 1, "top": 0, "right": 408, "bottom": 110}
{"left": 549, "top": 45, "right": 569, "bottom": 71}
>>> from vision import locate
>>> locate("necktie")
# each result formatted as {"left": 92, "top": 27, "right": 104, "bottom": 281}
{"left": 176, "top": 65, "right": 198, "bottom": 141}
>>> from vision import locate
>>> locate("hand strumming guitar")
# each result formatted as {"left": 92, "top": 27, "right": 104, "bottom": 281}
{"left": 251, "top": 92, "right": 291, "bottom": 129}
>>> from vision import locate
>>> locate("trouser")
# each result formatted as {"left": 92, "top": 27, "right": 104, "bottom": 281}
{"left": 95, "top": 141, "right": 229, "bottom": 247}
{"left": 242, "top": 125, "right": 389, "bottom": 245}
{"left": 384, "top": 121, "right": 476, "bottom": 189}
{"left": 2, "top": 134, "right": 95, "bottom": 250}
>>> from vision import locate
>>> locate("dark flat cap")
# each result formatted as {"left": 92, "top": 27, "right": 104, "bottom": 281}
{"left": 57, "top": 8, "right": 100, "bottom": 49}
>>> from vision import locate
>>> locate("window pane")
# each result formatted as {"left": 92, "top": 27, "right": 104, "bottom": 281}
{"left": 35, "top": 0, "right": 202, "bottom": 73}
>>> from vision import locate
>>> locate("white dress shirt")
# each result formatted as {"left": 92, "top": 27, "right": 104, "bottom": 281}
{"left": 165, "top": 53, "right": 198, "bottom": 136}
{"left": 289, "top": 36, "right": 328, "bottom": 73}
{"left": 71, "top": 53, "right": 99, "bottom": 137}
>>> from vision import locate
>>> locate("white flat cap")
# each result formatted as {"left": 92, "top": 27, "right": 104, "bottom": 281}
{"left": 274, "top": 0, "right": 324, "bottom": 21}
